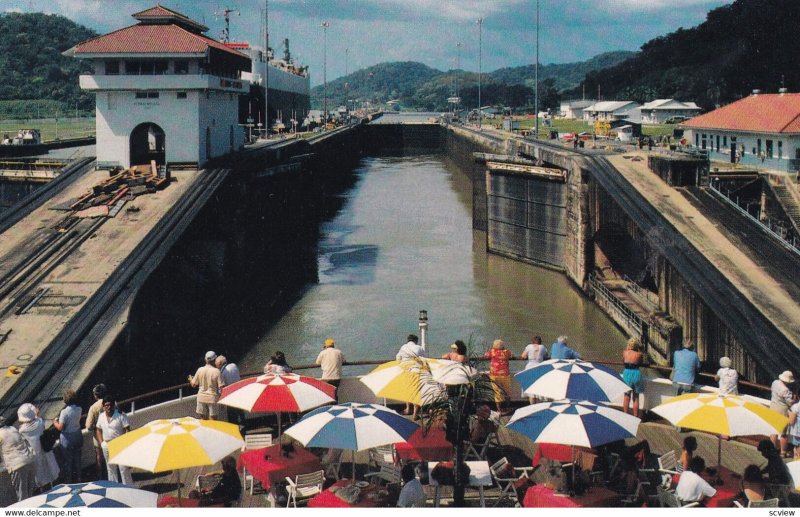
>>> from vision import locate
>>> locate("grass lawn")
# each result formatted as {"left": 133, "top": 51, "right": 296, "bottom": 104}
{"left": 0, "top": 117, "right": 95, "bottom": 142}
{"left": 506, "top": 116, "right": 679, "bottom": 139}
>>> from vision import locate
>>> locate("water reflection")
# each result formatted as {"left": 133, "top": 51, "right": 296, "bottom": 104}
{"left": 239, "top": 154, "right": 625, "bottom": 372}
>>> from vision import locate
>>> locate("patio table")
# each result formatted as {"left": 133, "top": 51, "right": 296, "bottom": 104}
{"left": 427, "top": 460, "right": 492, "bottom": 507}
{"left": 237, "top": 443, "right": 322, "bottom": 507}
{"left": 532, "top": 443, "right": 599, "bottom": 472}
{"left": 522, "top": 484, "right": 619, "bottom": 508}
{"left": 308, "top": 479, "right": 390, "bottom": 507}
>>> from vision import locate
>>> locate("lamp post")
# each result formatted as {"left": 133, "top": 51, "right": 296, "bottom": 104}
{"left": 476, "top": 18, "right": 483, "bottom": 130}
{"left": 456, "top": 42, "right": 462, "bottom": 117}
{"left": 321, "top": 21, "right": 330, "bottom": 130}
{"left": 418, "top": 310, "right": 428, "bottom": 349}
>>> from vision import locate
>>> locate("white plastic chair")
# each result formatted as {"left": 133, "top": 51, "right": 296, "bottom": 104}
{"left": 656, "top": 450, "right": 679, "bottom": 487}
{"left": 657, "top": 486, "right": 699, "bottom": 508}
{"left": 463, "top": 416, "right": 499, "bottom": 461}
{"left": 364, "top": 463, "right": 402, "bottom": 485}
{"left": 369, "top": 444, "right": 395, "bottom": 468}
{"left": 285, "top": 470, "right": 324, "bottom": 507}
{"left": 322, "top": 448, "right": 343, "bottom": 480}
{"left": 489, "top": 457, "right": 532, "bottom": 507}
{"left": 734, "top": 497, "right": 780, "bottom": 508}
{"left": 241, "top": 433, "right": 273, "bottom": 495}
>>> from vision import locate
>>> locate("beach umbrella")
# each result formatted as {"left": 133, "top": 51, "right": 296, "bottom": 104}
{"left": 651, "top": 393, "right": 789, "bottom": 479}
{"left": 787, "top": 461, "right": 800, "bottom": 491}
{"left": 360, "top": 358, "right": 450, "bottom": 406}
{"left": 108, "top": 417, "right": 243, "bottom": 500}
{"left": 507, "top": 399, "right": 640, "bottom": 489}
{"left": 514, "top": 359, "right": 630, "bottom": 402}
{"left": 218, "top": 373, "right": 336, "bottom": 437}
{"left": 430, "top": 361, "right": 479, "bottom": 386}
{"left": 285, "top": 402, "right": 419, "bottom": 480}
{"left": 10, "top": 481, "right": 157, "bottom": 508}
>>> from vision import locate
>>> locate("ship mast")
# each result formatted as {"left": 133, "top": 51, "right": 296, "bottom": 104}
{"left": 215, "top": 8, "right": 240, "bottom": 43}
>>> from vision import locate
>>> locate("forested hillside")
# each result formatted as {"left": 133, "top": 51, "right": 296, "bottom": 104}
{"left": 0, "top": 12, "right": 96, "bottom": 117}
{"left": 573, "top": 0, "right": 800, "bottom": 108}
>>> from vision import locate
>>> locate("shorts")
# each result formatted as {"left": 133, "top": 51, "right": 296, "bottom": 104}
{"left": 622, "top": 368, "right": 643, "bottom": 394}
{"left": 790, "top": 435, "right": 800, "bottom": 447}
{"left": 196, "top": 401, "right": 218, "bottom": 418}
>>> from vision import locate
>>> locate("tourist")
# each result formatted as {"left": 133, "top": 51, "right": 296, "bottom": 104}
{"left": 621, "top": 337, "right": 644, "bottom": 418}
{"left": 550, "top": 335, "right": 581, "bottom": 360}
{"left": 95, "top": 396, "right": 133, "bottom": 485}
{"left": 189, "top": 351, "right": 223, "bottom": 421}
{"left": 757, "top": 440, "right": 791, "bottom": 487}
{"left": 216, "top": 355, "right": 243, "bottom": 428}
{"left": 53, "top": 389, "right": 83, "bottom": 483}
{"left": 739, "top": 464, "right": 767, "bottom": 503}
{"left": 521, "top": 335, "right": 547, "bottom": 369}
{"left": 675, "top": 457, "right": 716, "bottom": 506}
{"left": 470, "top": 404, "right": 498, "bottom": 444}
{"left": 397, "top": 463, "right": 425, "bottom": 507}
{"left": 786, "top": 392, "right": 800, "bottom": 459}
{"left": 16, "top": 403, "right": 59, "bottom": 491}
{"left": 484, "top": 339, "right": 513, "bottom": 413}
{"left": 0, "top": 417, "right": 36, "bottom": 502}
{"left": 264, "top": 351, "right": 293, "bottom": 375}
{"left": 715, "top": 357, "right": 738, "bottom": 395}
{"left": 396, "top": 334, "right": 425, "bottom": 416}
{"left": 769, "top": 370, "right": 795, "bottom": 456}
{"left": 316, "top": 338, "right": 345, "bottom": 389}
{"left": 442, "top": 340, "right": 467, "bottom": 363}
{"left": 196, "top": 456, "right": 241, "bottom": 507}
{"left": 680, "top": 436, "right": 697, "bottom": 473}
{"left": 672, "top": 339, "right": 700, "bottom": 395}
{"left": 84, "top": 383, "right": 107, "bottom": 479}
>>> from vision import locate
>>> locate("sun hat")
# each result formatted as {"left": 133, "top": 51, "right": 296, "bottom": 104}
{"left": 324, "top": 338, "right": 335, "bottom": 347}
{"left": 205, "top": 351, "right": 217, "bottom": 361}
{"left": 450, "top": 343, "right": 459, "bottom": 350}
{"left": 779, "top": 371, "right": 795, "bottom": 383}
{"left": 17, "top": 403, "right": 37, "bottom": 423}
{"left": 719, "top": 357, "right": 732, "bottom": 368}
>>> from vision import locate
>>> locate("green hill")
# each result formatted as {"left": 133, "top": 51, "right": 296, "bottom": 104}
{"left": 573, "top": 0, "right": 800, "bottom": 108}
{"left": 311, "top": 52, "right": 633, "bottom": 112}
{"left": 0, "top": 12, "right": 96, "bottom": 118}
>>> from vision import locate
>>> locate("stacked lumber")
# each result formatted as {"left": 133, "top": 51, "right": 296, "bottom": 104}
{"left": 72, "top": 160, "right": 169, "bottom": 218}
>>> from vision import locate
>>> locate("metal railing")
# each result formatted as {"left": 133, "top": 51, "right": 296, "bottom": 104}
{"left": 709, "top": 178, "right": 800, "bottom": 256}
{"left": 588, "top": 273, "right": 646, "bottom": 338}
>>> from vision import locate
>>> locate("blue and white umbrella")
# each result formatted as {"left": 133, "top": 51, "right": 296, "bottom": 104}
{"left": 284, "top": 402, "right": 419, "bottom": 451}
{"left": 514, "top": 359, "right": 630, "bottom": 402}
{"left": 507, "top": 399, "right": 640, "bottom": 448}
{"left": 10, "top": 481, "right": 157, "bottom": 508}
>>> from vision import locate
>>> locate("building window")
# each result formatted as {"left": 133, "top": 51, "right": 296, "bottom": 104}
{"left": 174, "top": 60, "right": 189, "bottom": 74}
{"left": 177, "top": 92, "right": 187, "bottom": 99}
{"left": 695, "top": 134, "right": 699, "bottom": 147}
{"left": 757, "top": 138, "right": 762, "bottom": 156}
{"left": 105, "top": 60, "right": 119, "bottom": 75}
{"left": 723, "top": 136, "right": 727, "bottom": 148}
{"left": 716, "top": 135, "right": 720, "bottom": 152}
{"left": 766, "top": 140, "right": 773, "bottom": 159}
{"left": 778, "top": 141, "right": 783, "bottom": 159}
{"left": 135, "top": 91, "right": 159, "bottom": 99}
{"left": 125, "top": 60, "right": 168, "bottom": 75}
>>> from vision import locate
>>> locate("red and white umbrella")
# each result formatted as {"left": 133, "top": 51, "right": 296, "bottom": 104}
{"left": 218, "top": 373, "right": 336, "bottom": 437}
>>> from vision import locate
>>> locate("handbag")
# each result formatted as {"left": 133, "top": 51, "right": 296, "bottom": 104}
{"left": 40, "top": 426, "right": 59, "bottom": 453}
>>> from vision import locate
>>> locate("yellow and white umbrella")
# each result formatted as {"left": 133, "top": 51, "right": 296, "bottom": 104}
{"left": 788, "top": 460, "right": 800, "bottom": 491}
{"left": 108, "top": 417, "right": 244, "bottom": 499}
{"left": 651, "top": 393, "right": 789, "bottom": 477}
{"left": 360, "top": 358, "right": 451, "bottom": 405}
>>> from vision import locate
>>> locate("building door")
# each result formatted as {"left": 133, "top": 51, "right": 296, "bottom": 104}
{"left": 129, "top": 122, "right": 165, "bottom": 166}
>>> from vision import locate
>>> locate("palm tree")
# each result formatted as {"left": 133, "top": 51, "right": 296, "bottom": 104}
{"left": 409, "top": 348, "right": 497, "bottom": 507}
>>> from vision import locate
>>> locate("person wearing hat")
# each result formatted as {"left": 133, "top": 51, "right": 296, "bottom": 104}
{"left": 770, "top": 370, "right": 795, "bottom": 457}
{"left": 316, "top": 338, "right": 345, "bottom": 392}
{"left": 17, "top": 403, "right": 59, "bottom": 491}
{"left": 85, "top": 383, "right": 108, "bottom": 478}
{"left": 442, "top": 340, "right": 467, "bottom": 363}
{"left": 714, "top": 357, "right": 738, "bottom": 395}
{"left": 0, "top": 416, "right": 36, "bottom": 502}
{"left": 672, "top": 339, "right": 701, "bottom": 396}
{"left": 189, "top": 351, "right": 223, "bottom": 420}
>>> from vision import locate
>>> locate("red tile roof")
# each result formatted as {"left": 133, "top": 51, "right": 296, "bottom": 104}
{"left": 683, "top": 93, "right": 800, "bottom": 134}
{"left": 73, "top": 23, "right": 247, "bottom": 60}
{"left": 132, "top": 4, "right": 207, "bottom": 33}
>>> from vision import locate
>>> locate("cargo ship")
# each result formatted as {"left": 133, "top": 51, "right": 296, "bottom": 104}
{"left": 226, "top": 38, "right": 311, "bottom": 136}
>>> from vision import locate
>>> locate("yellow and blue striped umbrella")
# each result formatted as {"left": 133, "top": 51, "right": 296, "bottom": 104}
{"left": 651, "top": 393, "right": 788, "bottom": 437}
{"left": 360, "top": 358, "right": 451, "bottom": 405}
{"left": 108, "top": 416, "right": 243, "bottom": 472}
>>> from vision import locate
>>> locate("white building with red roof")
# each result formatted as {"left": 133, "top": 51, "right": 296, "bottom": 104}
{"left": 682, "top": 90, "right": 800, "bottom": 172}
{"left": 66, "top": 4, "right": 251, "bottom": 168}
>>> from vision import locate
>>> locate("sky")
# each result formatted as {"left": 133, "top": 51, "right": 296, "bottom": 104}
{"left": 4, "top": 0, "right": 732, "bottom": 86}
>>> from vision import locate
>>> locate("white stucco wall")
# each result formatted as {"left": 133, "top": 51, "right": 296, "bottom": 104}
{"left": 198, "top": 90, "right": 245, "bottom": 164}
{"left": 684, "top": 128, "right": 800, "bottom": 171}
{"left": 95, "top": 90, "right": 201, "bottom": 168}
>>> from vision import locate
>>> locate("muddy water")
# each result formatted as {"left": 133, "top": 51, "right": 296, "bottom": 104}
{"left": 239, "top": 154, "right": 626, "bottom": 373}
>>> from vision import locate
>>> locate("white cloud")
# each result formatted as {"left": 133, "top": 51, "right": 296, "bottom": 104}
{"left": 601, "top": 0, "right": 729, "bottom": 12}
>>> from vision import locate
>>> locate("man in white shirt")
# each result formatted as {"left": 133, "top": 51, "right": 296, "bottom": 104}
{"left": 397, "top": 464, "right": 426, "bottom": 507}
{"left": 95, "top": 396, "right": 133, "bottom": 485}
{"left": 675, "top": 457, "right": 716, "bottom": 506}
{"left": 396, "top": 334, "right": 425, "bottom": 417}
{"left": 316, "top": 338, "right": 345, "bottom": 392}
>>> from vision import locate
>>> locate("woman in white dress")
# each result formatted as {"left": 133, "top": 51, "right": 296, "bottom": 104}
{"left": 520, "top": 336, "right": 547, "bottom": 403}
{"left": 16, "top": 403, "right": 59, "bottom": 490}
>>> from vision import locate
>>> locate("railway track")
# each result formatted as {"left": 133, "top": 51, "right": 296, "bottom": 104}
{"left": 0, "top": 167, "right": 231, "bottom": 420}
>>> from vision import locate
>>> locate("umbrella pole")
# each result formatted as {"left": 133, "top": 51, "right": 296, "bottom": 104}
{"left": 716, "top": 436, "right": 723, "bottom": 485}
{"left": 571, "top": 445, "right": 576, "bottom": 495}
{"left": 177, "top": 470, "right": 182, "bottom": 505}
{"left": 278, "top": 412, "right": 282, "bottom": 444}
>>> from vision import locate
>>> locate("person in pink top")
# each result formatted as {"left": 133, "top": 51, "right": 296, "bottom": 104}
{"left": 484, "top": 339, "right": 513, "bottom": 413}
